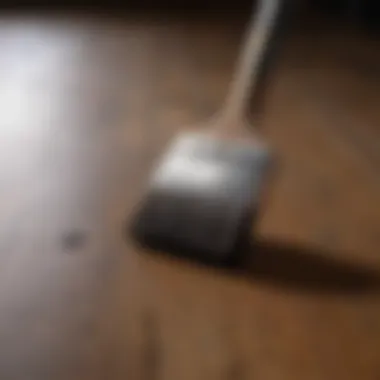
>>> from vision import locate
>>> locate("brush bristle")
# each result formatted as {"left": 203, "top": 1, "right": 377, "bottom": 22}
{"left": 130, "top": 132, "right": 273, "bottom": 264}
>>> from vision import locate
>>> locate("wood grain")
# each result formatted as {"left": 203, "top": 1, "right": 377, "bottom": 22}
{"left": 0, "top": 11, "right": 379, "bottom": 380}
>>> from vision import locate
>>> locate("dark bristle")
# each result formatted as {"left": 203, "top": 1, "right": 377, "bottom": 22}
{"left": 130, "top": 203, "right": 254, "bottom": 266}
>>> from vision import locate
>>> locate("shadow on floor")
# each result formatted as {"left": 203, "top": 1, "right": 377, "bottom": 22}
{"left": 231, "top": 238, "right": 380, "bottom": 294}
{"left": 135, "top": 235, "right": 380, "bottom": 295}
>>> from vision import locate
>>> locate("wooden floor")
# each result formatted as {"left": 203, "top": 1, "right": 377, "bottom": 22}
{"left": 0, "top": 11, "right": 379, "bottom": 380}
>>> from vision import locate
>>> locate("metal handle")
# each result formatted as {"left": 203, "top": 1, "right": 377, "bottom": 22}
{"left": 220, "top": 0, "right": 283, "bottom": 129}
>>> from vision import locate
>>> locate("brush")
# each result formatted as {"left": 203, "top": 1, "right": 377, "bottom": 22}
{"left": 131, "top": 0, "right": 284, "bottom": 264}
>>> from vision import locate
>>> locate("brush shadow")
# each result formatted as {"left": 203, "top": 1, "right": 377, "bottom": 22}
{"left": 129, "top": 208, "right": 380, "bottom": 295}
{"left": 231, "top": 239, "right": 380, "bottom": 294}
{"left": 133, "top": 232, "right": 380, "bottom": 295}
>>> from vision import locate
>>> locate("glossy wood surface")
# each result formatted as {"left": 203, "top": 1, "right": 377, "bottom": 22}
{"left": 0, "top": 11, "right": 379, "bottom": 380}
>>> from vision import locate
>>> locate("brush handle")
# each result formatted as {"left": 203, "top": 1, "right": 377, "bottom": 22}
{"left": 219, "top": 0, "right": 284, "bottom": 132}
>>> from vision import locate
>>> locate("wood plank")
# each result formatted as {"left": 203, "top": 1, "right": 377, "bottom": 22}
{"left": 0, "top": 12, "right": 378, "bottom": 380}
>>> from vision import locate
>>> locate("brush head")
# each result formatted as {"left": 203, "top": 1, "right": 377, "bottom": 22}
{"left": 130, "top": 131, "right": 273, "bottom": 264}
